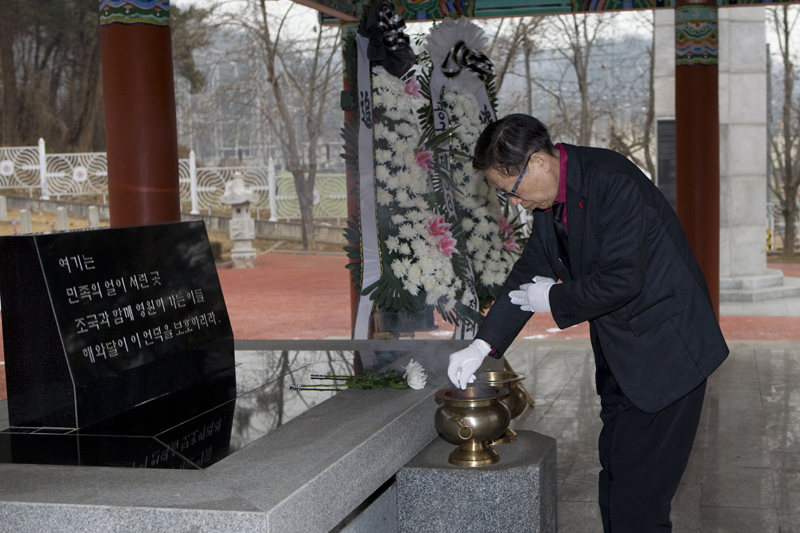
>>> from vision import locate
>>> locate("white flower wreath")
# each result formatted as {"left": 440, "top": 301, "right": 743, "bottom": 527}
{"left": 421, "top": 17, "right": 523, "bottom": 305}
{"left": 371, "top": 66, "right": 463, "bottom": 312}
{"left": 442, "top": 89, "right": 519, "bottom": 294}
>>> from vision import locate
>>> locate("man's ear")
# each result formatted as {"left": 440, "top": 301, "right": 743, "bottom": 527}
{"left": 531, "top": 151, "right": 548, "bottom": 171}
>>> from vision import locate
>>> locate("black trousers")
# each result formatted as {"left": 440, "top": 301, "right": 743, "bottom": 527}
{"left": 596, "top": 359, "right": 706, "bottom": 532}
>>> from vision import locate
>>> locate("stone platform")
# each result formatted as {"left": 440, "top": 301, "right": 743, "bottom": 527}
{"left": 0, "top": 340, "right": 483, "bottom": 533}
{"left": 397, "top": 430, "right": 557, "bottom": 533}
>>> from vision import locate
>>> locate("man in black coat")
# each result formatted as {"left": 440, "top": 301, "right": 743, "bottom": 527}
{"left": 448, "top": 114, "right": 728, "bottom": 532}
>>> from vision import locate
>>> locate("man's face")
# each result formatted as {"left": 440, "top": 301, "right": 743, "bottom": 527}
{"left": 484, "top": 152, "right": 560, "bottom": 211}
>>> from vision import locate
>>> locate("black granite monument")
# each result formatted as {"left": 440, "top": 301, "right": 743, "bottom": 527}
{"left": 0, "top": 221, "right": 235, "bottom": 429}
{"left": 0, "top": 222, "right": 399, "bottom": 470}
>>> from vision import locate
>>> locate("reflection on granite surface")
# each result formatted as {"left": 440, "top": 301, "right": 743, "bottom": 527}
{"left": 0, "top": 349, "right": 409, "bottom": 470}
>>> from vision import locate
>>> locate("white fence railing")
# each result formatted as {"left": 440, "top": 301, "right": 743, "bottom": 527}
{"left": 0, "top": 139, "right": 347, "bottom": 220}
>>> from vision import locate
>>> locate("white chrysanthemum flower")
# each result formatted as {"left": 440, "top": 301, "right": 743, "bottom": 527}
{"left": 396, "top": 189, "right": 410, "bottom": 205}
{"left": 407, "top": 210, "right": 426, "bottom": 223}
{"left": 396, "top": 122, "right": 416, "bottom": 138}
{"left": 408, "top": 177, "right": 428, "bottom": 195}
{"left": 474, "top": 219, "right": 492, "bottom": 236}
{"left": 375, "top": 149, "right": 392, "bottom": 164}
{"left": 418, "top": 256, "right": 435, "bottom": 275}
{"left": 398, "top": 224, "right": 416, "bottom": 240}
{"left": 385, "top": 130, "right": 400, "bottom": 145}
{"left": 466, "top": 235, "right": 482, "bottom": 253}
{"left": 376, "top": 189, "right": 393, "bottom": 206}
{"left": 407, "top": 263, "right": 422, "bottom": 283}
{"left": 442, "top": 297, "right": 456, "bottom": 312}
{"left": 375, "top": 165, "right": 390, "bottom": 183}
{"left": 403, "top": 279, "right": 420, "bottom": 296}
{"left": 397, "top": 171, "right": 413, "bottom": 190}
{"left": 386, "top": 235, "right": 400, "bottom": 253}
{"left": 392, "top": 214, "right": 406, "bottom": 225}
{"left": 391, "top": 259, "right": 405, "bottom": 278}
{"left": 384, "top": 176, "right": 400, "bottom": 191}
{"left": 473, "top": 206, "right": 489, "bottom": 219}
{"left": 459, "top": 196, "right": 479, "bottom": 210}
{"left": 403, "top": 359, "right": 427, "bottom": 390}
{"left": 410, "top": 238, "right": 428, "bottom": 256}
{"left": 399, "top": 243, "right": 411, "bottom": 256}
{"left": 461, "top": 291, "right": 474, "bottom": 306}
{"left": 398, "top": 196, "right": 418, "bottom": 209}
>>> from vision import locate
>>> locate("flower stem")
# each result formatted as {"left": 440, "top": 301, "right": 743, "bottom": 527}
{"left": 310, "top": 374, "right": 352, "bottom": 380}
{"left": 290, "top": 384, "right": 345, "bottom": 392}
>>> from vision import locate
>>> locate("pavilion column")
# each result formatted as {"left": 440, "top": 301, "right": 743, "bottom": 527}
{"left": 100, "top": 1, "right": 181, "bottom": 227}
{"left": 675, "top": 0, "right": 720, "bottom": 316}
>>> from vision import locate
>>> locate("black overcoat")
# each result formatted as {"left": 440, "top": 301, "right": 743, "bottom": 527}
{"left": 477, "top": 144, "right": 728, "bottom": 413}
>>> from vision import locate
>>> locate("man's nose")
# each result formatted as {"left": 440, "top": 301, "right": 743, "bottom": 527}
{"left": 510, "top": 196, "right": 522, "bottom": 206}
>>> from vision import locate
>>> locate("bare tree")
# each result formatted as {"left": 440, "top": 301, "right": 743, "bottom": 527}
{"left": 528, "top": 13, "right": 612, "bottom": 146}
{"left": 482, "top": 18, "right": 544, "bottom": 96}
{"left": 606, "top": 11, "right": 655, "bottom": 178}
{"left": 0, "top": 0, "right": 19, "bottom": 145}
{"left": 768, "top": 5, "right": 800, "bottom": 257}
{"left": 0, "top": 1, "right": 215, "bottom": 153}
{"left": 0, "top": 1, "right": 104, "bottom": 151}
{"left": 523, "top": 30, "right": 536, "bottom": 115}
{"left": 223, "top": 1, "right": 341, "bottom": 249}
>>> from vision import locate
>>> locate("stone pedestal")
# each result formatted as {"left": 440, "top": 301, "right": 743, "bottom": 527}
{"left": 396, "top": 430, "right": 557, "bottom": 533}
{"left": 220, "top": 177, "right": 257, "bottom": 268}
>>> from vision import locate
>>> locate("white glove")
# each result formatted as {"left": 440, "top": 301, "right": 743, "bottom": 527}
{"left": 447, "top": 339, "right": 492, "bottom": 390}
{"left": 509, "top": 276, "right": 556, "bottom": 312}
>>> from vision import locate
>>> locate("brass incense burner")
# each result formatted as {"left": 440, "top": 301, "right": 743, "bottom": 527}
{"left": 434, "top": 386, "right": 510, "bottom": 467}
{"left": 474, "top": 371, "right": 528, "bottom": 445}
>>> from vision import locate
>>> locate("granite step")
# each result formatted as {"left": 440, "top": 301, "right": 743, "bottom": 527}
{"left": 719, "top": 269, "right": 785, "bottom": 290}
{"left": 720, "top": 275, "right": 800, "bottom": 302}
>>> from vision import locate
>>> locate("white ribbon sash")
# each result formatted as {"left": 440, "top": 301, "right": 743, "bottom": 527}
{"left": 429, "top": 68, "right": 494, "bottom": 340}
{"left": 353, "top": 34, "right": 381, "bottom": 340}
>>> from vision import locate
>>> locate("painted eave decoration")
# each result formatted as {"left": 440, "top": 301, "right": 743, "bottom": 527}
{"left": 294, "top": 0, "right": 799, "bottom": 25}
{"left": 99, "top": 0, "right": 170, "bottom": 27}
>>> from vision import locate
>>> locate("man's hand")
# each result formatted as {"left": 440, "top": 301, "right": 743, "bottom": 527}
{"left": 447, "top": 339, "right": 492, "bottom": 390}
{"left": 509, "top": 276, "right": 556, "bottom": 312}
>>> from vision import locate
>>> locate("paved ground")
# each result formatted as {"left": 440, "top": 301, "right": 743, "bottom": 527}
{"left": 1, "top": 255, "right": 799, "bottom": 399}
{"left": 505, "top": 340, "right": 800, "bottom": 533}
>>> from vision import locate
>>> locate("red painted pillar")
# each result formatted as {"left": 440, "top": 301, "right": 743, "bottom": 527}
{"left": 100, "top": 1, "right": 181, "bottom": 227}
{"left": 675, "top": 0, "right": 720, "bottom": 317}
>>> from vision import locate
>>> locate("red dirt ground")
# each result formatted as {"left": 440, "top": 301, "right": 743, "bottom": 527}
{"left": 0, "top": 258, "right": 798, "bottom": 401}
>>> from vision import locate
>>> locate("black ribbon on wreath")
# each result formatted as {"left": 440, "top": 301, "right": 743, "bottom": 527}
{"left": 358, "top": 0, "right": 416, "bottom": 78}
{"left": 440, "top": 40, "right": 494, "bottom": 81}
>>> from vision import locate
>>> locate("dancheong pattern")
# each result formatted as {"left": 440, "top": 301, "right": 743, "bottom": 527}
{"left": 675, "top": 5, "right": 718, "bottom": 67}
{"left": 99, "top": 0, "right": 170, "bottom": 27}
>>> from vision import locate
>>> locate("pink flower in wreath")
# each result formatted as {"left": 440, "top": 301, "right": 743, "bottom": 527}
{"left": 503, "top": 234, "right": 520, "bottom": 252}
{"left": 437, "top": 235, "right": 457, "bottom": 258}
{"left": 415, "top": 147, "right": 434, "bottom": 173}
{"left": 426, "top": 215, "right": 451, "bottom": 237}
{"left": 497, "top": 217, "right": 513, "bottom": 237}
{"left": 405, "top": 78, "right": 421, "bottom": 98}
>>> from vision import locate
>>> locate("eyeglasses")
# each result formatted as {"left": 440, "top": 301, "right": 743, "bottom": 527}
{"left": 496, "top": 149, "right": 539, "bottom": 200}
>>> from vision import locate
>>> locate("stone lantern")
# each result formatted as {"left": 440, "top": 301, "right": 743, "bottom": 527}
{"left": 220, "top": 176, "right": 258, "bottom": 268}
